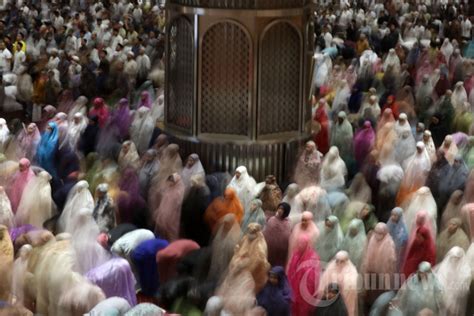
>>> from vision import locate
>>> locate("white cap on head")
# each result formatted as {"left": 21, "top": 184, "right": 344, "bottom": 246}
{"left": 97, "top": 183, "right": 109, "bottom": 193}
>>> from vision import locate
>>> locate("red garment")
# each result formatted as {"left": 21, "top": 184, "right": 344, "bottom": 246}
{"left": 89, "top": 98, "right": 110, "bottom": 128}
{"left": 381, "top": 98, "right": 400, "bottom": 120}
{"left": 313, "top": 105, "right": 330, "bottom": 154}
{"left": 156, "top": 239, "right": 200, "bottom": 284}
{"left": 287, "top": 235, "right": 321, "bottom": 316}
{"left": 402, "top": 225, "right": 436, "bottom": 278}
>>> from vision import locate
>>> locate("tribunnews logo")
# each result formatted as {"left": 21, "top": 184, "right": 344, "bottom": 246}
{"left": 296, "top": 259, "right": 469, "bottom": 306}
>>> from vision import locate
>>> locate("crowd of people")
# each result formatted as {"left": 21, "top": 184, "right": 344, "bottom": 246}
{"left": 0, "top": 0, "right": 472, "bottom": 315}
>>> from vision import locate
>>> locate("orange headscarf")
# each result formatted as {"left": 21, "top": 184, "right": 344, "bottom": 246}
{"left": 204, "top": 188, "right": 244, "bottom": 233}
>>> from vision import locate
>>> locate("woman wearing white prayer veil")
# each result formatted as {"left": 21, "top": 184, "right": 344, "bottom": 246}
{"left": 130, "top": 106, "right": 155, "bottom": 155}
{"left": 331, "top": 80, "right": 351, "bottom": 114}
{"left": 227, "top": 166, "right": 257, "bottom": 212}
{"left": 440, "top": 38, "right": 453, "bottom": 64}
{"left": 0, "top": 118, "right": 10, "bottom": 153}
{"left": 416, "top": 75, "right": 434, "bottom": 107}
{"left": 118, "top": 141, "right": 141, "bottom": 171}
{"left": 434, "top": 247, "right": 471, "bottom": 316}
{"left": 404, "top": 186, "right": 438, "bottom": 236}
{"left": 58, "top": 180, "right": 95, "bottom": 233}
{"left": 451, "top": 81, "right": 468, "bottom": 113}
{"left": 68, "top": 95, "right": 88, "bottom": 119}
{"left": 15, "top": 171, "right": 54, "bottom": 228}
{"left": 64, "top": 112, "right": 87, "bottom": 150}
{"left": 282, "top": 183, "right": 299, "bottom": 217}
{"left": 439, "top": 135, "right": 458, "bottom": 165}
{"left": 0, "top": 187, "right": 13, "bottom": 229}
{"left": 70, "top": 208, "right": 110, "bottom": 274}
{"left": 422, "top": 130, "right": 437, "bottom": 163}
{"left": 383, "top": 48, "right": 401, "bottom": 73}
{"left": 320, "top": 146, "right": 347, "bottom": 191}
{"left": 397, "top": 142, "right": 431, "bottom": 205}
{"left": 181, "top": 153, "right": 205, "bottom": 190}
{"left": 319, "top": 251, "right": 358, "bottom": 316}
{"left": 394, "top": 114, "right": 416, "bottom": 165}
{"left": 151, "top": 93, "right": 164, "bottom": 122}
{"left": 293, "top": 185, "right": 331, "bottom": 224}
{"left": 312, "top": 53, "right": 329, "bottom": 91}
{"left": 10, "top": 244, "right": 32, "bottom": 306}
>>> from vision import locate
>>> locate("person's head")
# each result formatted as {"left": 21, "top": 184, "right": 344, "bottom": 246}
{"left": 416, "top": 122, "right": 425, "bottom": 133}
{"left": 265, "top": 175, "right": 276, "bottom": 185}
{"left": 417, "top": 261, "right": 431, "bottom": 280}
{"left": 325, "top": 283, "right": 340, "bottom": 300}
{"left": 46, "top": 121, "right": 55, "bottom": 132}
{"left": 186, "top": 154, "right": 198, "bottom": 168}
{"left": 415, "top": 226, "right": 429, "bottom": 243}
{"left": 374, "top": 222, "right": 387, "bottom": 241}
{"left": 26, "top": 123, "right": 37, "bottom": 134}
{"left": 398, "top": 113, "right": 407, "bottom": 124}
{"left": 93, "top": 97, "right": 104, "bottom": 108}
{"left": 359, "top": 204, "right": 370, "bottom": 219}
{"left": 387, "top": 95, "right": 395, "bottom": 104}
{"left": 0, "top": 41, "right": 5, "bottom": 50}
{"left": 246, "top": 223, "right": 261, "bottom": 241}
{"left": 268, "top": 270, "right": 280, "bottom": 286}
{"left": 348, "top": 220, "right": 360, "bottom": 237}
{"left": 422, "top": 130, "right": 431, "bottom": 142}
{"left": 276, "top": 202, "right": 291, "bottom": 219}
{"left": 234, "top": 166, "right": 247, "bottom": 180}
{"left": 325, "top": 215, "right": 338, "bottom": 231}
{"left": 444, "top": 135, "right": 453, "bottom": 147}
{"left": 73, "top": 113, "right": 83, "bottom": 124}
{"left": 335, "top": 251, "right": 349, "bottom": 266}
{"left": 224, "top": 188, "right": 236, "bottom": 200}
{"left": 447, "top": 217, "right": 461, "bottom": 235}
{"left": 453, "top": 155, "right": 463, "bottom": 169}
{"left": 121, "top": 140, "right": 131, "bottom": 154}
{"left": 305, "top": 141, "right": 316, "bottom": 154}
{"left": 96, "top": 183, "right": 108, "bottom": 199}
{"left": 416, "top": 142, "right": 425, "bottom": 154}
{"left": 19, "top": 158, "right": 30, "bottom": 172}
{"left": 390, "top": 207, "right": 403, "bottom": 223}
{"left": 369, "top": 95, "right": 377, "bottom": 105}
{"left": 301, "top": 211, "right": 313, "bottom": 229}
{"left": 337, "top": 111, "right": 346, "bottom": 124}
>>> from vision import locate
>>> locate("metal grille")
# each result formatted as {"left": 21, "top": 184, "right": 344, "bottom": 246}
{"left": 259, "top": 22, "right": 301, "bottom": 135}
{"left": 170, "top": 0, "right": 308, "bottom": 9}
{"left": 201, "top": 22, "right": 250, "bottom": 135}
{"left": 167, "top": 17, "right": 194, "bottom": 131}
{"left": 173, "top": 135, "right": 308, "bottom": 184}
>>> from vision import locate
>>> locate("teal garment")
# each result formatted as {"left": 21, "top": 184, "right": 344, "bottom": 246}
{"left": 464, "top": 40, "right": 474, "bottom": 59}
{"left": 241, "top": 199, "right": 266, "bottom": 234}
{"left": 341, "top": 219, "right": 367, "bottom": 269}
{"left": 315, "top": 215, "right": 344, "bottom": 263}
{"left": 393, "top": 272, "right": 445, "bottom": 315}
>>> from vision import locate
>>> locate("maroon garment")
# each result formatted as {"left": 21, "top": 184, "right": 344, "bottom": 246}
{"left": 402, "top": 225, "right": 436, "bottom": 278}
{"left": 263, "top": 216, "right": 291, "bottom": 267}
